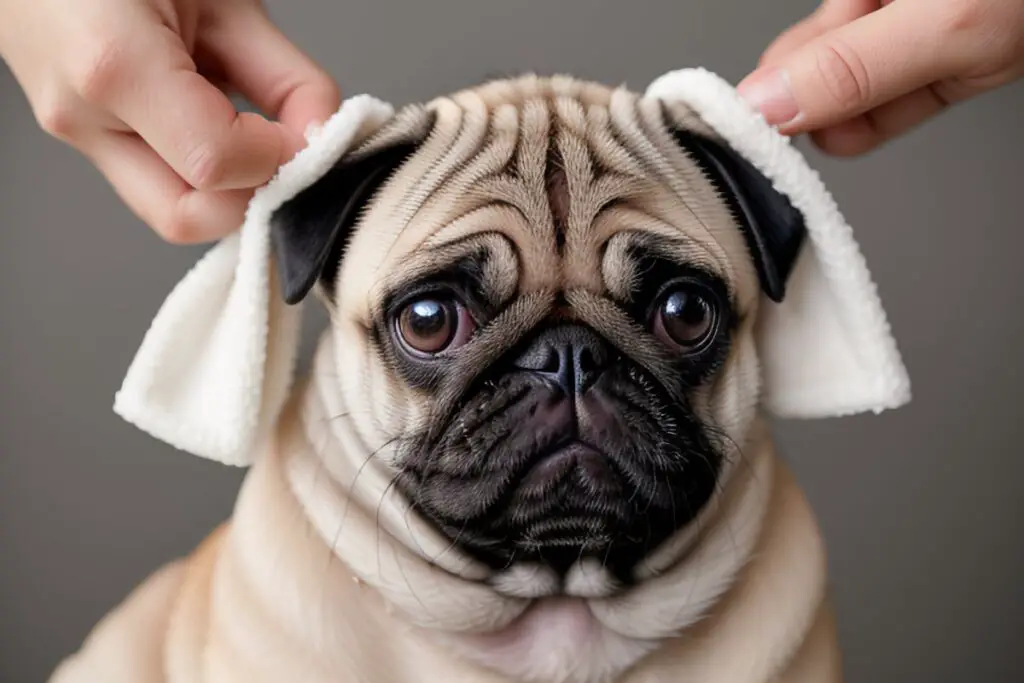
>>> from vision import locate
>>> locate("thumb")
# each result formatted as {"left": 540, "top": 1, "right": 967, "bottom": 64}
{"left": 738, "top": 0, "right": 963, "bottom": 133}
{"left": 202, "top": 7, "right": 341, "bottom": 139}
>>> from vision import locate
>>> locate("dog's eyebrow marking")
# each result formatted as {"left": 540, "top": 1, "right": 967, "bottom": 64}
{"left": 593, "top": 231, "right": 701, "bottom": 306}
{"left": 612, "top": 240, "right": 734, "bottom": 308}
{"left": 381, "top": 247, "right": 509, "bottom": 316}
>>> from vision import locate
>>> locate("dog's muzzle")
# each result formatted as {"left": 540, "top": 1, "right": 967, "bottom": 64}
{"left": 501, "top": 326, "right": 631, "bottom": 564}
{"left": 400, "top": 324, "right": 722, "bottom": 589}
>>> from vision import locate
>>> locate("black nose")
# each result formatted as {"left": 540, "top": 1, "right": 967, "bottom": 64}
{"left": 513, "top": 325, "right": 612, "bottom": 395}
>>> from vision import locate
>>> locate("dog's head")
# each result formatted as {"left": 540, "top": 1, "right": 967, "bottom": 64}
{"left": 270, "top": 76, "right": 804, "bottom": 596}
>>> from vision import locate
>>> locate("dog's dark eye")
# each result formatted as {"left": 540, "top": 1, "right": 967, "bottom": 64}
{"left": 652, "top": 285, "right": 717, "bottom": 351}
{"left": 396, "top": 296, "right": 474, "bottom": 356}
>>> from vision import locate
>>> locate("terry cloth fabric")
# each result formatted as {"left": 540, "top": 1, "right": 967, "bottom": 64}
{"left": 112, "top": 68, "right": 911, "bottom": 467}
{"left": 646, "top": 68, "right": 911, "bottom": 419}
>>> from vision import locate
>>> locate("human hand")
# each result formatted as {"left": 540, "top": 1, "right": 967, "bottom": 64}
{"left": 0, "top": 0, "right": 340, "bottom": 243}
{"left": 738, "top": 0, "right": 1024, "bottom": 156}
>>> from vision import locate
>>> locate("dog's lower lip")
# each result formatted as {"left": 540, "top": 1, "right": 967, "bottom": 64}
{"left": 545, "top": 440, "right": 591, "bottom": 465}
{"left": 537, "top": 441, "right": 603, "bottom": 471}
{"left": 515, "top": 442, "right": 617, "bottom": 499}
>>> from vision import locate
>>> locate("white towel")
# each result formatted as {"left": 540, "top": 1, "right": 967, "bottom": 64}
{"left": 112, "top": 68, "right": 911, "bottom": 467}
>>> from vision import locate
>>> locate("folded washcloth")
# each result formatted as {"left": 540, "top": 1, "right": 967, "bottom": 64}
{"left": 112, "top": 68, "right": 911, "bottom": 467}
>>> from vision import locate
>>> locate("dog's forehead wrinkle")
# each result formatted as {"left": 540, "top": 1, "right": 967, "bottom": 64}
{"left": 597, "top": 203, "right": 738, "bottom": 291}
{"left": 447, "top": 73, "right": 617, "bottom": 111}
{"left": 346, "top": 72, "right": 759, "bottom": 327}
{"left": 409, "top": 114, "right": 523, "bottom": 234}
{"left": 351, "top": 103, "right": 435, "bottom": 160}
{"left": 585, "top": 105, "right": 646, "bottom": 179}
{"left": 607, "top": 91, "right": 678, "bottom": 193}
{"left": 384, "top": 97, "right": 489, "bottom": 233}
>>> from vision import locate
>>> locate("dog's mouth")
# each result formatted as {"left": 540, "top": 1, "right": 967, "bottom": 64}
{"left": 516, "top": 441, "right": 623, "bottom": 503}
{"left": 397, "top": 361, "right": 723, "bottom": 589}
{"left": 501, "top": 439, "right": 633, "bottom": 564}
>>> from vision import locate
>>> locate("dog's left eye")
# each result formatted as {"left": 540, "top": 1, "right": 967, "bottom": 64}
{"left": 651, "top": 284, "right": 718, "bottom": 352}
{"left": 396, "top": 296, "right": 475, "bottom": 356}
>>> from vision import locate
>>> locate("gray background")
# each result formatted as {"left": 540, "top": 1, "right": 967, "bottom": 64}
{"left": 2, "top": 0, "right": 1022, "bottom": 681}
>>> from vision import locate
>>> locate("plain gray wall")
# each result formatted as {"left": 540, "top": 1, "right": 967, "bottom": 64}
{"left": 2, "top": 0, "right": 1022, "bottom": 681}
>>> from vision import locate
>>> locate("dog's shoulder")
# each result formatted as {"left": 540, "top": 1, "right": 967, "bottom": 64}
{"left": 48, "top": 524, "right": 230, "bottom": 683}
{"left": 47, "top": 559, "right": 189, "bottom": 683}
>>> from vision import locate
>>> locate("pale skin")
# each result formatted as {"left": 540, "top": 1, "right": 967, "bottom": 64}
{"left": 1, "top": 0, "right": 1022, "bottom": 245}
{"left": 737, "top": 0, "right": 1024, "bottom": 155}
{"left": 0, "top": 0, "right": 340, "bottom": 244}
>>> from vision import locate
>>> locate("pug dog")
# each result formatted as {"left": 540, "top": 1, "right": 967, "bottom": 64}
{"left": 51, "top": 74, "right": 844, "bottom": 683}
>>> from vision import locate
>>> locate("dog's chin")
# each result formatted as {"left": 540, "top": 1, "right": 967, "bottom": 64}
{"left": 397, "top": 361, "right": 724, "bottom": 596}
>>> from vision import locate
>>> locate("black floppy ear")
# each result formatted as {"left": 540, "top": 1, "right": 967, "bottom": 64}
{"left": 670, "top": 128, "right": 806, "bottom": 302}
{"left": 269, "top": 142, "right": 420, "bottom": 305}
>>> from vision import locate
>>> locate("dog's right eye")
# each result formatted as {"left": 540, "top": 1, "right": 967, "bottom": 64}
{"left": 650, "top": 282, "right": 720, "bottom": 353}
{"left": 395, "top": 296, "right": 475, "bottom": 356}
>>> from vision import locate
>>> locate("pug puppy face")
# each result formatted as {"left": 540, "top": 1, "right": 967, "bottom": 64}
{"left": 271, "top": 76, "right": 803, "bottom": 599}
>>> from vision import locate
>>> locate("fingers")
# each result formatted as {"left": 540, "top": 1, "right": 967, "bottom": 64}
{"left": 84, "top": 27, "right": 294, "bottom": 194}
{"left": 809, "top": 84, "right": 951, "bottom": 155}
{"left": 200, "top": 7, "right": 341, "bottom": 137}
{"left": 739, "top": 0, "right": 970, "bottom": 133}
{"left": 758, "top": 0, "right": 881, "bottom": 68}
{"left": 115, "top": 68, "right": 292, "bottom": 192}
{"left": 6, "top": 2, "right": 333, "bottom": 245}
{"left": 82, "top": 130, "right": 251, "bottom": 244}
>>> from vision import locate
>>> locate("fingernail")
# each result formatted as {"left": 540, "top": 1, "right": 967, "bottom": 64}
{"left": 303, "top": 118, "right": 328, "bottom": 140}
{"left": 738, "top": 68, "right": 800, "bottom": 127}
{"left": 277, "top": 123, "right": 308, "bottom": 163}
